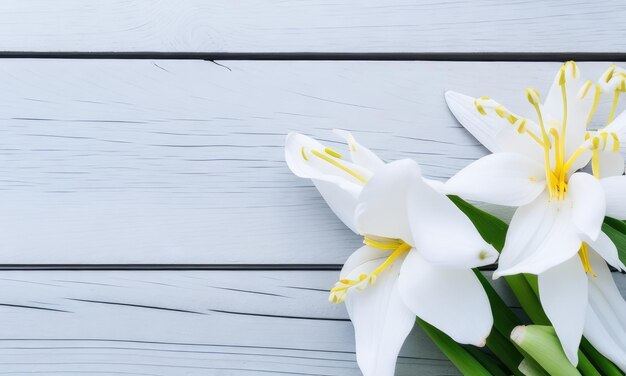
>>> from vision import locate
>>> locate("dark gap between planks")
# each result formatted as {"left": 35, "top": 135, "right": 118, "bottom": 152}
{"left": 1, "top": 51, "right": 626, "bottom": 61}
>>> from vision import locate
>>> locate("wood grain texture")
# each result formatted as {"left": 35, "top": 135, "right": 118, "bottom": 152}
{"left": 0, "top": 1, "right": 625, "bottom": 53}
{"left": 0, "top": 270, "right": 465, "bottom": 375}
{"left": 0, "top": 269, "right": 620, "bottom": 375}
{"left": 0, "top": 60, "right": 624, "bottom": 264}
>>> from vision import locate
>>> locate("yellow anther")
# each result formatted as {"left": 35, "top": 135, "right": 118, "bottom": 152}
{"left": 310, "top": 149, "right": 367, "bottom": 184}
{"left": 516, "top": 119, "right": 527, "bottom": 133}
{"left": 526, "top": 88, "right": 541, "bottom": 105}
{"left": 578, "top": 243, "right": 596, "bottom": 276}
{"left": 601, "top": 64, "right": 616, "bottom": 84}
{"left": 565, "top": 61, "right": 578, "bottom": 78}
{"left": 611, "top": 132, "right": 620, "bottom": 152}
{"left": 324, "top": 147, "right": 343, "bottom": 159}
{"left": 495, "top": 105, "right": 509, "bottom": 118}
{"left": 474, "top": 98, "right": 487, "bottom": 115}
{"left": 329, "top": 239, "right": 411, "bottom": 304}
{"left": 600, "top": 132, "right": 609, "bottom": 151}
{"left": 301, "top": 147, "right": 309, "bottom": 160}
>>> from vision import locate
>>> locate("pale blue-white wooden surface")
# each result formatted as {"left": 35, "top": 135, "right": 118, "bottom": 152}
{"left": 0, "top": 2, "right": 624, "bottom": 375}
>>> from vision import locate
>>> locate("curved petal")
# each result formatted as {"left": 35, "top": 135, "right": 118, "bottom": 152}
{"left": 398, "top": 250, "right": 493, "bottom": 346}
{"left": 538, "top": 255, "right": 588, "bottom": 366}
{"left": 313, "top": 180, "right": 360, "bottom": 233}
{"left": 584, "top": 251, "right": 626, "bottom": 372}
{"left": 444, "top": 91, "right": 504, "bottom": 153}
{"left": 569, "top": 172, "right": 605, "bottom": 241}
{"left": 543, "top": 62, "right": 594, "bottom": 159}
{"left": 285, "top": 132, "right": 372, "bottom": 184}
{"left": 286, "top": 132, "right": 369, "bottom": 231}
{"left": 601, "top": 175, "right": 626, "bottom": 220}
{"left": 445, "top": 153, "right": 546, "bottom": 207}
{"left": 495, "top": 194, "right": 582, "bottom": 277}
{"left": 341, "top": 246, "right": 416, "bottom": 376}
{"left": 445, "top": 91, "right": 543, "bottom": 161}
{"left": 583, "top": 231, "right": 625, "bottom": 271}
{"left": 408, "top": 177, "right": 498, "bottom": 268}
{"left": 597, "top": 151, "right": 625, "bottom": 178}
{"left": 355, "top": 159, "right": 421, "bottom": 243}
{"left": 333, "top": 129, "right": 385, "bottom": 172}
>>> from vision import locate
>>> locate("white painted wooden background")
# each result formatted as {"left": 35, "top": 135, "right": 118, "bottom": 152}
{"left": 0, "top": 2, "right": 624, "bottom": 375}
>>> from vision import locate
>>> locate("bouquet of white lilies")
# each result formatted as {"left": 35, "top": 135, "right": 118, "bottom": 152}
{"left": 285, "top": 61, "right": 626, "bottom": 376}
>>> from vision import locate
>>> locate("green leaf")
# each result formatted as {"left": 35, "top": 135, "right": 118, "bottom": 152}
{"left": 601, "top": 221, "right": 626, "bottom": 265}
{"left": 448, "top": 195, "right": 507, "bottom": 251}
{"left": 417, "top": 318, "right": 493, "bottom": 376}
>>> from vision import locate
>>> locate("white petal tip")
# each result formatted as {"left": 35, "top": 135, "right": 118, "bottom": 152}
{"left": 510, "top": 326, "right": 526, "bottom": 344}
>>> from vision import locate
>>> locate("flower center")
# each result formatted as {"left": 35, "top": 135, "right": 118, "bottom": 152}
{"left": 474, "top": 61, "right": 622, "bottom": 201}
{"left": 329, "top": 236, "right": 411, "bottom": 303}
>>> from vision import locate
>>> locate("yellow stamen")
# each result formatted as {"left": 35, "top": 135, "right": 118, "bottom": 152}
{"left": 324, "top": 147, "right": 343, "bottom": 159}
{"left": 363, "top": 236, "right": 404, "bottom": 251}
{"left": 611, "top": 132, "right": 621, "bottom": 152}
{"left": 301, "top": 147, "right": 309, "bottom": 160}
{"left": 591, "top": 137, "right": 601, "bottom": 179}
{"left": 310, "top": 149, "right": 367, "bottom": 184}
{"left": 527, "top": 87, "right": 556, "bottom": 200}
{"left": 608, "top": 88, "right": 621, "bottom": 124}
{"left": 329, "top": 239, "right": 411, "bottom": 303}
{"left": 586, "top": 84, "right": 602, "bottom": 128}
{"left": 578, "top": 243, "right": 596, "bottom": 276}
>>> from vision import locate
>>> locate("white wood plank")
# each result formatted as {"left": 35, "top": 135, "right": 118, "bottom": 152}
{"left": 0, "top": 270, "right": 461, "bottom": 375}
{"left": 0, "top": 1, "right": 625, "bottom": 53}
{"left": 0, "top": 269, "right": 620, "bottom": 375}
{"left": 0, "top": 60, "right": 623, "bottom": 264}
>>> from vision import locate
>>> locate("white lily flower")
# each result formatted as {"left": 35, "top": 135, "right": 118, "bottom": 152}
{"left": 285, "top": 130, "right": 498, "bottom": 376}
{"left": 444, "top": 61, "right": 626, "bottom": 369}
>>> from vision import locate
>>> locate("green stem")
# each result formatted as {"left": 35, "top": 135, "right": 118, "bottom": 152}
{"left": 580, "top": 338, "right": 624, "bottom": 376}
{"left": 486, "top": 329, "right": 525, "bottom": 376}
{"left": 417, "top": 318, "right": 493, "bottom": 376}
{"left": 505, "top": 274, "right": 550, "bottom": 325}
{"left": 465, "top": 346, "right": 509, "bottom": 376}
{"left": 577, "top": 350, "right": 602, "bottom": 376}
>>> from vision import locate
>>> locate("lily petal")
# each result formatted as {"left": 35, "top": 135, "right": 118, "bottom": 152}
{"left": 445, "top": 153, "right": 546, "bottom": 207}
{"left": 341, "top": 246, "right": 416, "bottom": 376}
{"left": 584, "top": 250, "right": 626, "bottom": 372}
{"left": 569, "top": 172, "right": 605, "bottom": 241}
{"left": 601, "top": 175, "right": 626, "bottom": 220}
{"left": 398, "top": 250, "right": 493, "bottom": 346}
{"left": 408, "top": 176, "right": 499, "bottom": 268}
{"left": 333, "top": 129, "right": 385, "bottom": 172}
{"left": 597, "top": 151, "right": 625, "bottom": 178}
{"left": 286, "top": 132, "right": 369, "bottom": 232}
{"left": 355, "top": 159, "right": 421, "bottom": 243}
{"left": 538, "top": 255, "right": 588, "bottom": 366}
{"left": 445, "top": 91, "right": 543, "bottom": 161}
{"left": 495, "top": 193, "right": 581, "bottom": 277}
{"left": 584, "top": 231, "right": 626, "bottom": 271}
